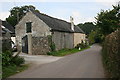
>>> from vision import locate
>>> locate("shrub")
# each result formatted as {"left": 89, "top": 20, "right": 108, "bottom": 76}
{"left": 2, "top": 50, "right": 25, "bottom": 67}
{"left": 75, "top": 41, "right": 88, "bottom": 49}
{"left": 50, "top": 42, "right": 56, "bottom": 51}
{"left": 102, "top": 29, "right": 120, "bottom": 78}
{"left": 11, "top": 56, "right": 25, "bottom": 66}
{"left": 2, "top": 51, "right": 13, "bottom": 66}
{"left": 48, "top": 35, "right": 56, "bottom": 51}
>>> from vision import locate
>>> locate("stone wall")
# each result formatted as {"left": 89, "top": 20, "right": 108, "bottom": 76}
{"left": 52, "top": 31, "right": 74, "bottom": 50}
{"left": 32, "top": 37, "right": 50, "bottom": 55}
{"left": 15, "top": 11, "right": 51, "bottom": 51}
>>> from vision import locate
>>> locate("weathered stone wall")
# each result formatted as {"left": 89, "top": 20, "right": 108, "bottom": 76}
{"left": 15, "top": 11, "right": 51, "bottom": 51}
{"left": 52, "top": 31, "right": 74, "bottom": 50}
{"left": 32, "top": 37, "right": 50, "bottom": 55}
{"left": 73, "top": 33, "right": 86, "bottom": 47}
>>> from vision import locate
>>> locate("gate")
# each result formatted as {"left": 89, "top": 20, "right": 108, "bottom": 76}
{"left": 22, "top": 35, "right": 28, "bottom": 53}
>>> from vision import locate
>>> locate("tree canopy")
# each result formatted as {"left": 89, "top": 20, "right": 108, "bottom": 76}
{"left": 88, "top": 3, "right": 120, "bottom": 44}
{"left": 95, "top": 5, "right": 120, "bottom": 35}
{"left": 6, "top": 5, "right": 40, "bottom": 27}
{"left": 77, "top": 22, "right": 96, "bottom": 35}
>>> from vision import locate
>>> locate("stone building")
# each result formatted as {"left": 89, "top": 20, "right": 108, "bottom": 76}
{"left": 15, "top": 10, "right": 85, "bottom": 55}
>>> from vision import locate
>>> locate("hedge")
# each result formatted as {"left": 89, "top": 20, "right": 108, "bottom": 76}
{"left": 102, "top": 29, "right": 120, "bottom": 78}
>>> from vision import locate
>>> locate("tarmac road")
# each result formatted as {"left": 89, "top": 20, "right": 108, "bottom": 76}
{"left": 10, "top": 44, "right": 105, "bottom": 78}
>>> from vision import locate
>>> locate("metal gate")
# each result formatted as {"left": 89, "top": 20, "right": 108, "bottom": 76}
{"left": 22, "top": 35, "right": 28, "bottom": 53}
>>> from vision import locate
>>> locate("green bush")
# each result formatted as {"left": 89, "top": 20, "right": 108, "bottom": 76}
{"left": 102, "top": 29, "right": 120, "bottom": 78}
{"left": 75, "top": 41, "right": 88, "bottom": 49}
{"left": 2, "top": 51, "right": 13, "bottom": 66}
{"left": 11, "top": 56, "right": 25, "bottom": 66}
{"left": 50, "top": 42, "right": 56, "bottom": 51}
{"left": 48, "top": 35, "right": 56, "bottom": 51}
{"left": 2, "top": 51, "right": 25, "bottom": 67}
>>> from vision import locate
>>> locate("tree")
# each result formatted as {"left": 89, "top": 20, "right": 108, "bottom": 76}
{"left": 88, "top": 28, "right": 104, "bottom": 44}
{"left": 6, "top": 5, "right": 40, "bottom": 27}
{"left": 77, "top": 22, "right": 96, "bottom": 35}
{"left": 95, "top": 5, "right": 120, "bottom": 36}
{"left": 88, "top": 3, "right": 120, "bottom": 44}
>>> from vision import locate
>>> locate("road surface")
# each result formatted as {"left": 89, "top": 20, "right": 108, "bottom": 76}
{"left": 10, "top": 44, "right": 105, "bottom": 78}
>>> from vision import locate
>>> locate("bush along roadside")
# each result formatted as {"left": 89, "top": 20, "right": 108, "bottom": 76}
{"left": 47, "top": 41, "right": 89, "bottom": 56}
{"left": 1, "top": 50, "right": 27, "bottom": 79}
{"left": 102, "top": 29, "right": 120, "bottom": 78}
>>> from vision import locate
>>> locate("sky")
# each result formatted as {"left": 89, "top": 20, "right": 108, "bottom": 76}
{"left": 0, "top": 0, "right": 119, "bottom": 24}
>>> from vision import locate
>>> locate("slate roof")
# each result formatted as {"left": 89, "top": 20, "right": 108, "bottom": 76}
{"left": 31, "top": 10, "right": 84, "bottom": 33}
{"left": 1, "top": 21, "right": 15, "bottom": 33}
{"left": 2, "top": 26, "right": 13, "bottom": 34}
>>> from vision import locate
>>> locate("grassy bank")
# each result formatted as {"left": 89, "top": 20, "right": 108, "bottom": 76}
{"left": 2, "top": 64, "right": 28, "bottom": 79}
{"left": 47, "top": 47, "right": 90, "bottom": 56}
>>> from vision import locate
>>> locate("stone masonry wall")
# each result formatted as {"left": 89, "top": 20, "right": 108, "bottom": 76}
{"left": 32, "top": 37, "right": 50, "bottom": 55}
{"left": 15, "top": 11, "right": 51, "bottom": 52}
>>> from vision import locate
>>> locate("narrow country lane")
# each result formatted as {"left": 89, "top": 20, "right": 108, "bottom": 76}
{"left": 10, "top": 44, "right": 105, "bottom": 78}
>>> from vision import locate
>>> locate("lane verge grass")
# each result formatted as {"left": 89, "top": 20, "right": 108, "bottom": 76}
{"left": 47, "top": 47, "right": 90, "bottom": 56}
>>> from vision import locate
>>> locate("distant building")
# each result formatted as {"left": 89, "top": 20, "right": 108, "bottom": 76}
{"left": 15, "top": 10, "right": 86, "bottom": 55}
{"left": 0, "top": 20, "right": 15, "bottom": 52}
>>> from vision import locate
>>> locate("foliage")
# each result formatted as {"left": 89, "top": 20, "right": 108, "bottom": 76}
{"left": 50, "top": 42, "right": 56, "bottom": 51}
{"left": 2, "top": 51, "right": 25, "bottom": 67}
{"left": 77, "top": 22, "right": 96, "bottom": 35}
{"left": 6, "top": 5, "right": 40, "bottom": 26}
{"left": 95, "top": 5, "right": 120, "bottom": 36}
{"left": 47, "top": 48, "right": 80, "bottom": 56}
{"left": 2, "top": 51, "right": 25, "bottom": 78}
{"left": 2, "top": 51, "right": 13, "bottom": 66}
{"left": 47, "top": 45, "right": 90, "bottom": 56}
{"left": 102, "top": 29, "right": 120, "bottom": 78}
{"left": 48, "top": 35, "right": 56, "bottom": 51}
{"left": 2, "top": 64, "right": 28, "bottom": 79}
{"left": 75, "top": 41, "right": 89, "bottom": 49}
{"left": 89, "top": 4, "right": 120, "bottom": 44}
{"left": 11, "top": 56, "right": 25, "bottom": 66}
{"left": 88, "top": 29, "right": 104, "bottom": 44}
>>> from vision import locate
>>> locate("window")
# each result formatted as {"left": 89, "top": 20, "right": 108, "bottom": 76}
{"left": 26, "top": 22, "right": 32, "bottom": 33}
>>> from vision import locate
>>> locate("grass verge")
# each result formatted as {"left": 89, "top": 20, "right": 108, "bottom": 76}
{"left": 47, "top": 47, "right": 90, "bottom": 56}
{"left": 2, "top": 64, "right": 29, "bottom": 79}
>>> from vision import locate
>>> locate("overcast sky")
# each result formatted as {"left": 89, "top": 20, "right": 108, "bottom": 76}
{"left": 0, "top": 0, "right": 119, "bottom": 24}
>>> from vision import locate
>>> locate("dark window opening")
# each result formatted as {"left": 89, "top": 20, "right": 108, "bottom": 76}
{"left": 26, "top": 22, "right": 32, "bottom": 33}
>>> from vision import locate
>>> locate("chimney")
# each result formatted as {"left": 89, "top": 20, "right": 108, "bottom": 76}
{"left": 70, "top": 16, "right": 74, "bottom": 31}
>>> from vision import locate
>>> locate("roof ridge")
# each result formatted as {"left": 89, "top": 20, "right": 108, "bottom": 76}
{"left": 30, "top": 10, "right": 84, "bottom": 33}
{"left": 35, "top": 11, "right": 71, "bottom": 25}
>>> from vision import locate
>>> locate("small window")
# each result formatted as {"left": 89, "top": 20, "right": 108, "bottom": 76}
{"left": 26, "top": 22, "right": 32, "bottom": 33}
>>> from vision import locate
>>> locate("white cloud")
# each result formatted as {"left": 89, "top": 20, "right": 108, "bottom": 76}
{"left": 0, "top": 12, "right": 10, "bottom": 20}
{"left": 71, "top": 11, "right": 95, "bottom": 24}
{"left": 72, "top": 11, "right": 82, "bottom": 24}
